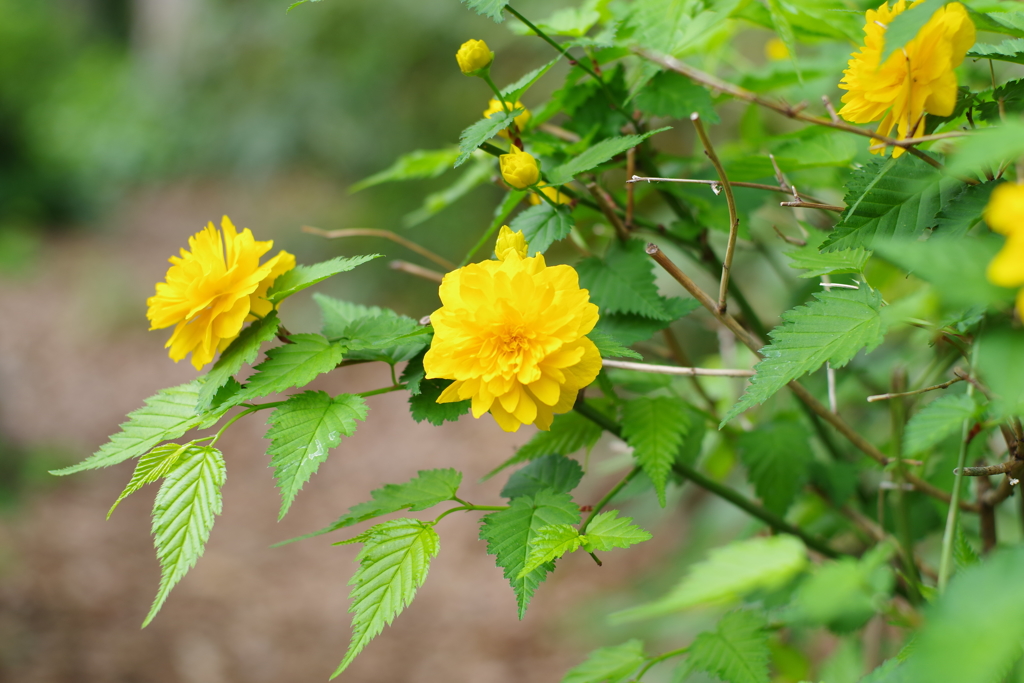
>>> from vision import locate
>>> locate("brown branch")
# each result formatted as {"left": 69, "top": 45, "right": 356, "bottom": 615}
{"left": 773, "top": 225, "right": 807, "bottom": 246}
{"left": 627, "top": 175, "right": 831, "bottom": 206}
{"left": 780, "top": 201, "right": 845, "bottom": 213}
{"left": 586, "top": 182, "right": 630, "bottom": 241}
{"left": 602, "top": 358, "right": 754, "bottom": 377}
{"left": 304, "top": 226, "right": 455, "bottom": 270}
{"left": 867, "top": 376, "right": 964, "bottom": 403}
{"left": 389, "top": 260, "right": 444, "bottom": 283}
{"left": 957, "top": 462, "right": 1013, "bottom": 477}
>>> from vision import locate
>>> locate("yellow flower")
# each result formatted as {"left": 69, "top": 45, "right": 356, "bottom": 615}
{"left": 765, "top": 37, "right": 789, "bottom": 61}
{"left": 456, "top": 39, "right": 493, "bottom": 75}
{"left": 495, "top": 225, "right": 528, "bottom": 260}
{"left": 147, "top": 216, "right": 294, "bottom": 369}
{"left": 838, "top": 1, "right": 975, "bottom": 157}
{"left": 529, "top": 184, "right": 571, "bottom": 206}
{"left": 986, "top": 183, "right": 1024, "bottom": 316}
{"left": 483, "top": 98, "right": 531, "bottom": 138}
{"left": 499, "top": 145, "right": 540, "bottom": 190}
{"left": 423, "top": 235, "right": 601, "bottom": 433}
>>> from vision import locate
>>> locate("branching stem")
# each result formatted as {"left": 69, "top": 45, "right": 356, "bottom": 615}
{"left": 690, "top": 113, "right": 738, "bottom": 313}
{"left": 580, "top": 466, "right": 641, "bottom": 534}
{"left": 303, "top": 226, "right": 455, "bottom": 270}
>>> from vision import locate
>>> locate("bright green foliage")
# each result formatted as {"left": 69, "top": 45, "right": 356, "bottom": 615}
{"left": 237, "top": 334, "right": 345, "bottom": 401}
{"left": 408, "top": 378, "right": 471, "bottom": 425}
{"left": 902, "top": 394, "right": 976, "bottom": 455}
{"left": 967, "top": 9, "right": 1024, "bottom": 38}
{"left": 514, "top": 5, "right": 600, "bottom": 37}
{"left": 561, "top": 640, "right": 646, "bottom": 683}
{"left": 350, "top": 148, "right": 459, "bottom": 192}
{"left": 404, "top": 157, "right": 494, "bottom": 227}
{"left": 635, "top": 70, "right": 718, "bottom": 122}
{"left": 332, "top": 519, "right": 440, "bottom": 678}
{"left": 684, "top": 610, "right": 771, "bottom": 683}
{"left": 723, "top": 287, "right": 887, "bottom": 423}
{"left": 267, "top": 254, "right": 380, "bottom": 303}
{"left": 613, "top": 536, "right": 807, "bottom": 622}
{"left": 594, "top": 298, "right": 700, "bottom": 346}
{"left": 508, "top": 202, "right": 575, "bottom": 255}
{"left": 485, "top": 409, "right": 604, "bottom": 478}
{"left": 518, "top": 524, "right": 582, "bottom": 577}
{"left": 580, "top": 511, "right": 652, "bottom": 552}
{"left": 265, "top": 391, "right": 368, "bottom": 520}
{"left": 976, "top": 329, "right": 1024, "bottom": 419}
{"left": 53, "top": 381, "right": 206, "bottom": 475}
{"left": 197, "top": 312, "right": 281, "bottom": 412}
{"left": 933, "top": 181, "right": 997, "bottom": 239}
{"left": 587, "top": 330, "right": 643, "bottom": 359}
{"left": 967, "top": 38, "right": 1024, "bottom": 64}
{"left": 823, "top": 155, "right": 947, "bottom": 251}
{"left": 461, "top": 0, "right": 506, "bottom": 22}
{"left": 546, "top": 129, "right": 669, "bottom": 186}
{"left": 144, "top": 445, "right": 226, "bottom": 627}
{"left": 479, "top": 489, "right": 580, "bottom": 618}
{"left": 787, "top": 241, "right": 870, "bottom": 279}
{"left": 501, "top": 57, "right": 560, "bottom": 102}
{"left": 736, "top": 419, "right": 815, "bottom": 516}
{"left": 879, "top": 0, "right": 953, "bottom": 62}
{"left": 576, "top": 240, "right": 679, "bottom": 320}
{"left": 455, "top": 109, "right": 522, "bottom": 167}
{"left": 501, "top": 454, "right": 584, "bottom": 499}
{"left": 947, "top": 119, "right": 1024, "bottom": 177}
{"left": 765, "top": 0, "right": 798, "bottom": 77}
{"left": 108, "top": 442, "right": 193, "bottom": 518}
{"left": 315, "top": 294, "right": 426, "bottom": 364}
{"left": 621, "top": 396, "right": 690, "bottom": 506}
{"left": 953, "top": 524, "right": 980, "bottom": 573}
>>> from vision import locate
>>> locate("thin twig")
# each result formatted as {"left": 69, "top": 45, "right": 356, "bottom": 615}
{"left": 390, "top": 260, "right": 444, "bottom": 283}
{"left": 773, "top": 225, "right": 806, "bottom": 246}
{"left": 625, "top": 147, "right": 636, "bottom": 229}
{"left": 867, "top": 132, "right": 968, "bottom": 151}
{"left": 538, "top": 122, "right": 581, "bottom": 143}
{"left": 602, "top": 359, "right": 754, "bottom": 377}
{"left": 867, "top": 376, "right": 964, "bottom": 402}
{"left": 629, "top": 175, "right": 830, "bottom": 206}
{"left": 586, "top": 182, "right": 630, "bottom": 241}
{"left": 780, "top": 201, "right": 845, "bottom": 212}
{"left": 304, "top": 226, "right": 455, "bottom": 270}
{"left": 580, "top": 466, "right": 641, "bottom": 534}
{"left": 957, "top": 462, "right": 1013, "bottom": 476}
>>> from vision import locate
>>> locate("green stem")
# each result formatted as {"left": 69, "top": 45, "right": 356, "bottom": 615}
{"left": 207, "top": 406, "right": 259, "bottom": 447}
{"left": 889, "top": 370, "right": 922, "bottom": 602}
{"left": 460, "top": 218, "right": 505, "bottom": 267}
{"left": 481, "top": 73, "right": 511, "bottom": 112}
{"left": 580, "top": 466, "right": 641, "bottom": 533}
{"left": 358, "top": 384, "right": 408, "bottom": 399}
{"left": 433, "top": 503, "right": 509, "bottom": 524}
{"left": 634, "top": 646, "right": 691, "bottom": 681}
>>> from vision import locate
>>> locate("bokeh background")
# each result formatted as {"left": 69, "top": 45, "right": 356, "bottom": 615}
{"left": 0, "top": 1, "right": 712, "bottom": 680}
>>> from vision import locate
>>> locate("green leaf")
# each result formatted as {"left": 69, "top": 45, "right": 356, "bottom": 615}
{"left": 267, "top": 254, "right": 380, "bottom": 303}
{"left": 685, "top": 610, "right": 771, "bottom": 683}
{"left": 723, "top": 287, "right": 887, "bottom": 424}
{"left": 612, "top": 535, "right": 807, "bottom": 622}
{"left": 507, "top": 202, "right": 575, "bottom": 255}
{"left": 547, "top": 129, "right": 670, "bottom": 185}
{"left": 501, "top": 57, "right": 561, "bottom": 102}
{"left": 409, "top": 377, "right": 471, "bottom": 425}
{"left": 577, "top": 240, "right": 676, "bottom": 320}
{"left": 479, "top": 489, "right": 580, "bottom": 618}
{"left": 144, "top": 445, "right": 226, "bottom": 627}
{"left": 404, "top": 156, "right": 494, "bottom": 227}
{"left": 634, "top": 71, "right": 718, "bottom": 123}
{"left": 621, "top": 396, "right": 690, "bottom": 506}
{"left": 787, "top": 238, "right": 870, "bottom": 279}
{"left": 594, "top": 298, "right": 700, "bottom": 346}
{"left": 350, "top": 148, "right": 459, "bottom": 193}
{"left": 902, "top": 393, "right": 976, "bottom": 456}
{"left": 581, "top": 510, "right": 652, "bottom": 553}
{"left": 518, "top": 524, "right": 582, "bottom": 577}
{"left": 237, "top": 334, "right": 345, "bottom": 402}
{"left": 953, "top": 524, "right": 980, "bottom": 573}
{"left": 933, "top": 181, "right": 998, "bottom": 239}
{"left": 456, "top": 109, "right": 522, "bottom": 167}
{"left": 965, "top": 9, "right": 1024, "bottom": 38}
{"left": 265, "top": 391, "right": 368, "bottom": 520}
{"left": 736, "top": 419, "right": 815, "bottom": 516}
{"left": 822, "top": 155, "right": 947, "bottom": 252}
{"left": 485, "top": 410, "right": 603, "bottom": 479}
{"left": 968, "top": 38, "right": 1024, "bottom": 64}
{"left": 588, "top": 330, "right": 643, "bottom": 360}
{"left": 197, "top": 312, "right": 281, "bottom": 412}
{"left": 108, "top": 442, "right": 193, "bottom": 518}
{"left": 501, "top": 454, "right": 584, "bottom": 499}
{"left": 561, "top": 640, "right": 646, "bottom": 683}
{"left": 977, "top": 79, "right": 1024, "bottom": 123}
{"left": 947, "top": 120, "right": 1024, "bottom": 177}
{"left": 332, "top": 519, "right": 440, "bottom": 678}
{"left": 52, "top": 381, "right": 206, "bottom": 475}
{"left": 461, "top": 0, "right": 506, "bottom": 22}
{"left": 975, "top": 329, "right": 1024, "bottom": 419}
{"left": 315, "top": 294, "right": 427, "bottom": 364}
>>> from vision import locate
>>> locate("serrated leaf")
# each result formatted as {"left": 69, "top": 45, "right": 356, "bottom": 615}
{"left": 879, "top": 0, "right": 953, "bottom": 63}
{"left": 455, "top": 109, "right": 522, "bottom": 167}
{"left": 332, "top": 519, "right": 439, "bottom": 678}
{"left": 265, "top": 391, "right": 368, "bottom": 520}
{"left": 902, "top": 393, "right": 976, "bottom": 455}
{"left": 461, "top": 0, "right": 506, "bottom": 22}
{"left": 685, "top": 610, "right": 771, "bottom": 683}
{"left": 479, "top": 490, "right": 580, "bottom": 618}
{"left": 736, "top": 420, "right": 815, "bottom": 516}
{"left": 484, "top": 410, "right": 603, "bottom": 479}
{"left": 315, "top": 294, "right": 426, "bottom": 364}
{"left": 966, "top": 9, "right": 1024, "bottom": 39}
{"left": 350, "top": 148, "right": 459, "bottom": 193}
{"left": 561, "top": 640, "right": 646, "bottom": 683}
{"left": 621, "top": 396, "right": 690, "bottom": 506}
{"left": 612, "top": 536, "right": 807, "bottom": 622}
{"left": 933, "top": 181, "right": 998, "bottom": 239}
{"left": 404, "top": 156, "right": 494, "bottom": 227}
{"left": 968, "top": 38, "right": 1024, "bottom": 64}
{"left": 108, "top": 442, "right": 192, "bottom": 518}
{"left": 947, "top": 120, "right": 1024, "bottom": 177}
{"left": 144, "top": 445, "right": 225, "bottom": 627}
{"left": 507, "top": 202, "right": 575, "bottom": 255}
{"left": 267, "top": 254, "right": 380, "bottom": 303}
{"left": 547, "top": 128, "right": 670, "bottom": 186}
{"left": 518, "top": 524, "right": 582, "bottom": 577}
{"left": 588, "top": 330, "right": 643, "bottom": 359}
{"left": 581, "top": 510, "right": 652, "bottom": 552}
{"left": 501, "top": 454, "right": 584, "bottom": 499}
{"left": 823, "top": 155, "right": 947, "bottom": 251}
{"left": 787, "top": 242, "right": 870, "bottom": 279}
{"left": 409, "top": 377, "right": 471, "bottom": 425}
{"left": 197, "top": 312, "right": 281, "bottom": 412}
{"left": 236, "top": 334, "right": 345, "bottom": 401}
{"left": 977, "top": 79, "right": 1024, "bottom": 123}
{"left": 953, "top": 523, "right": 980, "bottom": 573}
{"left": 501, "top": 57, "right": 560, "bottom": 103}
{"left": 723, "top": 287, "right": 887, "bottom": 423}
{"left": 594, "top": 298, "right": 700, "bottom": 346}
{"left": 634, "top": 70, "right": 718, "bottom": 122}
{"left": 577, "top": 240, "right": 674, "bottom": 320}
{"left": 52, "top": 382, "right": 206, "bottom": 475}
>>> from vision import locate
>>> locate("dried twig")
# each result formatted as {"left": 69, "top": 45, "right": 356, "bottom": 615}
{"left": 867, "top": 376, "right": 964, "bottom": 402}
{"left": 304, "top": 226, "right": 455, "bottom": 270}
{"left": 602, "top": 358, "right": 754, "bottom": 377}
{"left": 390, "top": 260, "right": 444, "bottom": 283}
{"left": 628, "top": 175, "right": 830, "bottom": 206}
{"left": 780, "top": 201, "right": 845, "bottom": 212}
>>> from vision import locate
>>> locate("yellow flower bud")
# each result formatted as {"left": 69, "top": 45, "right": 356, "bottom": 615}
{"left": 456, "top": 39, "right": 493, "bottom": 75}
{"left": 495, "top": 225, "right": 528, "bottom": 261}
{"left": 483, "top": 99, "right": 531, "bottom": 138}
{"left": 765, "top": 37, "right": 789, "bottom": 61}
{"left": 529, "top": 184, "right": 570, "bottom": 206}
{"left": 499, "top": 145, "right": 539, "bottom": 190}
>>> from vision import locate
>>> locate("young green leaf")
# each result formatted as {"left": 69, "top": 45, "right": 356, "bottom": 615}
{"left": 501, "top": 453, "right": 584, "bottom": 499}
{"left": 903, "top": 393, "right": 976, "bottom": 455}
{"left": 500, "top": 57, "right": 560, "bottom": 102}
{"left": 404, "top": 156, "right": 494, "bottom": 227}
{"left": 787, "top": 243, "right": 870, "bottom": 279}
{"left": 315, "top": 295, "right": 427, "bottom": 363}
{"left": 507, "top": 202, "right": 575, "bottom": 255}
{"left": 197, "top": 312, "right": 281, "bottom": 412}
{"left": 580, "top": 511, "right": 652, "bottom": 552}
{"left": 265, "top": 391, "right": 368, "bottom": 520}
{"left": 736, "top": 419, "right": 815, "bottom": 516}
{"left": 612, "top": 536, "right": 807, "bottom": 622}
{"left": 350, "top": 148, "right": 459, "bottom": 193}
{"left": 634, "top": 70, "right": 718, "bottom": 123}
{"left": 267, "top": 254, "right": 379, "bottom": 303}
{"left": 684, "top": 610, "right": 771, "bottom": 683}
{"left": 52, "top": 381, "right": 206, "bottom": 475}
{"left": 236, "top": 334, "right": 345, "bottom": 402}
{"left": 455, "top": 109, "right": 522, "bottom": 167}
{"left": 518, "top": 524, "right": 582, "bottom": 577}
{"left": 108, "top": 442, "right": 192, "bottom": 518}
{"left": 561, "top": 640, "right": 646, "bottom": 683}
{"left": 722, "top": 287, "right": 887, "bottom": 424}
{"left": 587, "top": 330, "right": 643, "bottom": 360}
{"left": 144, "top": 445, "right": 226, "bottom": 627}
{"left": 461, "top": 0, "right": 506, "bottom": 23}
{"left": 968, "top": 38, "right": 1024, "bottom": 65}
{"left": 484, "top": 410, "right": 603, "bottom": 479}
{"left": 479, "top": 489, "right": 580, "bottom": 618}
{"left": 621, "top": 396, "right": 690, "bottom": 507}
{"left": 546, "top": 128, "right": 670, "bottom": 186}
{"left": 576, "top": 240, "right": 676, "bottom": 320}
{"left": 332, "top": 519, "right": 440, "bottom": 678}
